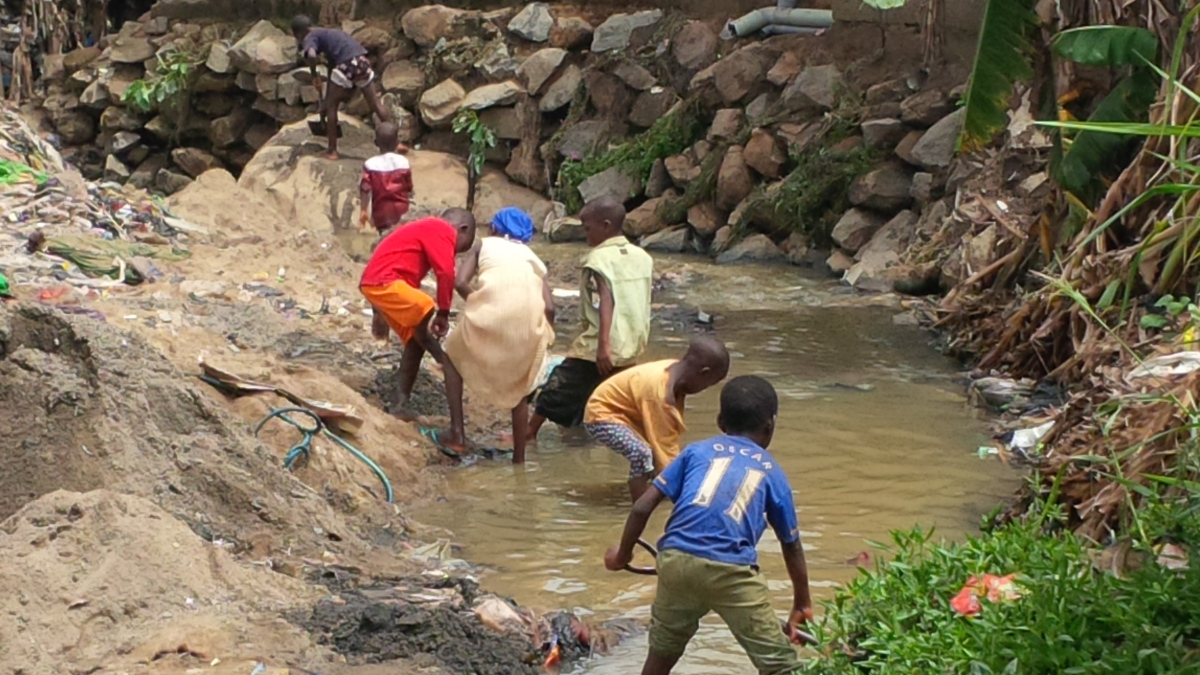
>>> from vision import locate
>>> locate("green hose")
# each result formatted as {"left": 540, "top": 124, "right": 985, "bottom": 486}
{"left": 254, "top": 406, "right": 395, "bottom": 503}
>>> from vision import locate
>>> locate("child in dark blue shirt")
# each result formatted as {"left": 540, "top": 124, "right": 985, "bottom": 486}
{"left": 605, "top": 375, "right": 812, "bottom": 675}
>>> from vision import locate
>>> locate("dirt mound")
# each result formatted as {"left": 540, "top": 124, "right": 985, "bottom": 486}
{"left": 236, "top": 118, "right": 553, "bottom": 236}
{"left": 0, "top": 490, "right": 322, "bottom": 674}
{"left": 0, "top": 303, "right": 385, "bottom": 559}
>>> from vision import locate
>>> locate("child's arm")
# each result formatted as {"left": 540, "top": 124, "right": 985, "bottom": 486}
{"left": 542, "top": 277, "right": 556, "bottom": 324}
{"left": 358, "top": 170, "right": 372, "bottom": 230}
{"left": 595, "top": 274, "right": 615, "bottom": 375}
{"left": 766, "top": 474, "right": 813, "bottom": 639}
{"left": 781, "top": 539, "right": 814, "bottom": 639}
{"left": 605, "top": 485, "right": 666, "bottom": 570}
{"left": 455, "top": 239, "right": 480, "bottom": 301}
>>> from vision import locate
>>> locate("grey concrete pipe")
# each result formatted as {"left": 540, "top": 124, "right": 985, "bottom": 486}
{"left": 722, "top": 7, "right": 834, "bottom": 39}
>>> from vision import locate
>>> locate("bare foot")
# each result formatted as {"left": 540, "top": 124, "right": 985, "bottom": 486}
{"left": 322, "top": 150, "right": 340, "bottom": 160}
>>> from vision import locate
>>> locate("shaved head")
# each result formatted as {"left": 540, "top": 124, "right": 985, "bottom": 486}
{"left": 581, "top": 195, "right": 627, "bottom": 246}
{"left": 686, "top": 336, "right": 731, "bottom": 372}
{"left": 375, "top": 122, "right": 399, "bottom": 150}
{"left": 443, "top": 208, "right": 477, "bottom": 253}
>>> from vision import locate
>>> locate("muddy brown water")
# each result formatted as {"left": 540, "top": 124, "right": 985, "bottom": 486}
{"left": 403, "top": 243, "right": 1016, "bottom": 674}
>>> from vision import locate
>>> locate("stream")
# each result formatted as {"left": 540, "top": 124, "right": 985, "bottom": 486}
{"left": 410, "top": 243, "right": 1018, "bottom": 674}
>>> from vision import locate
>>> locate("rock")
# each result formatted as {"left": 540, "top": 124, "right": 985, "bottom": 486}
{"left": 478, "top": 107, "right": 522, "bottom": 140}
{"left": 780, "top": 232, "right": 809, "bottom": 265}
{"left": 716, "top": 234, "right": 784, "bottom": 264}
{"left": 849, "top": 164, "right": 914, "bottom": 214}
{"left": 713, "top": 43, "right": 775, "bottom": 104}
{"left": 827, "top": 249, "right": 855, "bottom": 273}
{"left": 767, "top": 52, "right": 801, "bottom": 86}
{"left": 420, "top": 79, "right": 466, "bottom": 126}
{"left": 193, "top": 92, "right": 237, "bottom": 117}
{"left": 672, "top": 21, "right": 719, "bottom": 72}
{"left": 351, "top": 25, "right": 392, "bottom": 53}
{"left": 613, "top": 62, "right": 656, "bottom": 91}
{"left": 625, "top": 197, "right": 672, "bottom": 237}
{"left": 909, "top": 108, "right": 965, "bottom": 170}
{"left": 194, "top": 73, "right": 236, "bottom": 94}
{"left": 711, "top": 226, "right": 732, "bottom": 255}
{"left": 104, "top": 155, "right": 131, "bottom": 181}
{"left": 209, "top": 108, "right": 251, "bottom": 148}
{"left": 43, "top": 90, "right": 80, "bottom": 114}
{"left": 63, "top": 46, "right": 101, "bottom": 71}
{"left": 782, "top": 64, "right": 840, "bottom": 111}
{"left": 381, "top": 61, "right": 426, "bottom": 105}
{"left": 228, "top": 20, "right": 296, "bottom": 74}
{"left": 729, "top": 195, "right": 751, "bottom": 227}
{"left": 894, "top": 130, "right": 923, "bottom": 165}
{"left": 461, "top": 81, "right": 523, "bottom": 110}
{"left": 688, "top": 202, "right": 723, "bottom": 238}
{"left": 578, "top": 166, "right": 640, "bottom": 204}
{"left": 592, "top": 10, "right": 662, "bottom": 52}
{"left": 743, "top": 129, "right": 784, "bottom": 179}
{"left": 42, "top": 54, "right": 66, "bottom": 81}
{"left": 539, "top": 64, "right": 582, "bottom": 112}
{"left": 128, "top": 154, "right": 166, "bottom": 189}
{"left": 80, "top": 80, "right": 110, "bottom": 109}
{"left": 963, "top": 224, "right": 999, "bottom": 275}
{"left": 243, "top": 123, "right": 276, "bottom": 150}
{"left": 277, "top": 71, "right": 303, "bottom": 106}
{"left": 507, "top": 139, "right": 545, "bottom": 191}
{"left": 900, "top": 89, "right": 953, "bottom": 127}
{"left": 585, "top": 70, "right": 632, "bottom": 119}
{"left": 831, "top": 208, "right": 888, "bottom": 253}
{"left": 708, "top": 109, "right": 744, "bottom": 142}
{"left": 156, "top": 168, "right": 194, "bottom": 195}
{"left": 629, "top": 88, "right": 679, "bottom": 128}
{"left": 693, "top": 140, "right": 712, "bottom": 162}
{"left": 776, "top": 122, "right": 820, "bottom": 152}
{"left": 100, "top": 106, "right": 144, "bottom": 132}
{"left": 716, "top": 146, "right": 754, "bottom": 212}
{"left": 105, "top": 65, "right": 142, "bottom": 105}
{"left": 236, "top": 70, "right": 257, "bottom": 92}
{"left": 549, "top": 16, "right": 593, "bottom": 49}
{"left": 145, "top": 115, "right": 173, "bottom": 141}
{"left": 253, "top": 97, "right": 305, "bottom": 123}
{"left": 515, "top": 48, "right": 565, "bottom": 95}
{"left": 645, "top": 158, "right": 670, "bottom": 198}
{"left": 111, "top": 131, "right": 141, "bottom": 154}
{"left": 556, "top": 119, "right": 616, "bottom": 159}
{"left": 862, "top": 118, "right": 909, "bottom": 150}
{"left": 910, "top": 172, "right": 934, "bottom": 203}
{"left": 864, "top": 101, "right": 903, "bottom": 120}
{"left": 171, "top": 147, "right": 223, "bottom": 178}
{"left": 866, "top": 77, "right": 915, "bottom": 105}
{"left": 546, "top": 216, "right": 585, "bottom": 242}
{"left": 402, "top": 5, "right": 472, "bottom": 47}
{"left": 745, "top": 93, "right": 774, "bottom": 122}
{"left": 665, "top": 154, "right": 699, "bottom": 188}
{"left": 509, "top": 3, "right": 553, "bottom": 42}
{"left": 642, "top": 227, "right": 689, "bottom": 253}
{"left": 206, "top": 41, "right": 231, "bottom": 73}
{"left": 1019, "top": 172, "right": 1050, "bottom": 198}
{"left": 109, "top": 36, "right": 155, "bottom": 63}
{"left": 255, "top": 73, "right": 279, "bottom": 100}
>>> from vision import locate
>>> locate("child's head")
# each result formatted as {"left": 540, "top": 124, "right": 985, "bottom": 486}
{"left": 374, "top": 122, "right": 400, "bottom": 153}
{"left": 678, "top": 336, "right": 730, "bottom": 396}
{"left": 581, "top": 196, "right": 626, "bottom": 247}
{"left": 717, "top": 376, "right": 778, "bottom": 448}
{"left": 290, "top": 14, "right": 313, "bottom": 41}
{"left": 443, "top": 208, "right": 477, "bottom": 253}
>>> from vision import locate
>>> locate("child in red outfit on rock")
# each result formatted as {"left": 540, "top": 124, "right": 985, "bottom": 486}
{"left": 359, "top": 122, "right": 412, "bottom": 235}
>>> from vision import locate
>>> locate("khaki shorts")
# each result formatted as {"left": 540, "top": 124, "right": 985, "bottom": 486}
{"left": 650, "top": 549, "right": 801, "bottom": 675}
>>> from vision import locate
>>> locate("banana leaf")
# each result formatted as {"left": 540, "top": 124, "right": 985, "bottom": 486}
{"left": 1052, "top": 25, "right": 1158, "bottom": 67}
{"left": 958, "top": 0, "right": 1039, "bottom": 152}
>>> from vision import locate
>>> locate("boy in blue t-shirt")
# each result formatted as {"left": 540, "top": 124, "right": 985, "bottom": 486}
{"left": 605, "top": 375, "right": 811, "bottom": 675}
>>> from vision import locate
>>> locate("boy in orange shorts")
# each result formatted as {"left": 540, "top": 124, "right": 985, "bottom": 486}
{"left": 360, "top": 208, "right": 476, "bottom": 454}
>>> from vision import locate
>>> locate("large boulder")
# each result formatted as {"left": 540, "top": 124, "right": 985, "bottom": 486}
{"left": 625, "top": 197, "right": 673, "bottom": 238}
{"left": 80, "top": 80, "right": 110, "bottom": 109}
{"left": 578, "top": 166, "right": 640, "bottom": 204}
{"left": 845, "top": 210, "right": 920, "bottom": 291}
{"left": 665, "top": 154, "right": 699, "bottom": 188}
{"left": 862, "top": 118, "right": 909, "bottom": 150}
{"left": 767, "top": 52, "right": 801, "bottom": 86}
{"left": 831, "top": 208, "right": 888, "bottom": 253}
{"left": 99, "top": 106, "right": 144, "bottom": 132}
{"left": 613, "top": 62, "right": 656, "bottom": 91}
{"left": 782, "top": 64, "right": 840, "bottom": 111}
{"left": 629, "top": 88, "right": 679, "bottom": 128}
{"left": 591, "top": 10, "right": 662, "bottom": 52}
{"left": 641, "top": 227, "right": 689, "bottom": 253}
{"left": 900, "top": 89, "right": 953, "bottom": 127}
{"left": 461, "top": 81, "right": 523, "bottom": 110}
{"left": 672, "top": 21, "right": 719, "bottom": 72}
{"left": 517, "top": 48, "right": 565, "bottom": 95}
{"left": 849, "top": 164, "right": 914, "bottom": 214}
{"left": 239, "top": 118, "right": 550, "bottom": 231}
{"left": 716, "top": 146, "right": 754, "bottom": 211}
{"left": 708, "top": 108, "right": 744, "bottom": 142}
{"left": 104, "top": 154, "right": 131, "bottom": 181}
{"left": 743, "top": 129, "right": 785, "bottom": 179}
{"left": 206, "top": 41, "right": 232, "bottom": 73}
{"left": 171, "top": 147, "right": 223, "bottom": 178}
{"left": 713, "top": 44, "right": 775, "bottom": 104}
{"left": 381, "top": 61, "right": 426, "bottom": 105}
{"left": 227, "top": 21, "right": 297, "bottom": 74}
{"left": 540, "top": 64, "right": 582, "bottom": 112}
{"left": 909, "top": 108, "right": 965, "bottom": 170}
{"left": 109, "top": 36, "right": 155, "bottom": 64}
{"left": 716, "top": 234, "right": 784, "bottom": 264}
{"left": 419, "top": 79, "right": 466, "bottom": 127}
{"left": 209, "top": 107, "right": 252, "bottom": 148}
{"left": 479, "top": 106, "right": 522, "bottom": 140}
{"left": 585, "top": 70, "right": 633, "bottom": 119}
{"left": 401, "top": 5, "right": 474, "bottom": 47}
{"left": 555, "top": 119, "right": 618, "bottom": 159}
{"left": 509, "top": 3, "right": 554, "bottom": 42}
{"left": 688, "top": 202, "right": 723, "bottom": 238}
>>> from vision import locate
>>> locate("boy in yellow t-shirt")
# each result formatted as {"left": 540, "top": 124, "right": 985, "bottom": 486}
{"left": 584, "top": 337, "right": 730, "bottom": 502}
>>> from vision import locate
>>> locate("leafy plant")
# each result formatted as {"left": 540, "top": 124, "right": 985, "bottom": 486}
{"left": 957, "top": 0, "right": 1039, "bottom": 151}
{"left": 452, "top": 109, "right": 497, "bottom": 211}
{"left": 121, "top": 48, "right": 197, "bottom": 114}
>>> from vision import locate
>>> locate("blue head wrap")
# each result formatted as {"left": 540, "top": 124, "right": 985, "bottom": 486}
{"left": 491, "top": 207, "right": 534, "bottom": 243}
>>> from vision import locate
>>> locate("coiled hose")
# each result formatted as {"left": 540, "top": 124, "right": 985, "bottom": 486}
{"left": 254, "top": 406, "right": 395, "bottom": 503}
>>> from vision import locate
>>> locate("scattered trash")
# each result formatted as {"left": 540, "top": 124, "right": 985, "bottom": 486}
{"left": 198, "top": 361, "right": 364, "bottom": 433}
{"left": 950, "top": 573, "right": 1023, "bottom": 616}
{"left": 968, "top": 376, "right": 1036, "bottom": 410}
{"left": 1126, "top": 352, "right": 1200, "bottom": 381}
{"left": 249, "top": 662, "right": 266, "bottom": 675}
{"left": 999, "top": 420, "right": 1055, "bottom": 456}
{"left": 1155, "top": 542, "right": 1189, "bottom": 571}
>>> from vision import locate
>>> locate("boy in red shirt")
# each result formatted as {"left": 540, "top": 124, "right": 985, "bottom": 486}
{"left": 360, "top": 209, "right": 476, "bottom": 454}
{"left": 359, "top": 122, "right": 412, "bottom": 235}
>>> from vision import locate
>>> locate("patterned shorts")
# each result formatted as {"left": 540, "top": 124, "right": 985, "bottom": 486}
{"left": 584, "top": 422, "right": 654, "bottom": 480}
{"left": 330, "top": 54, "right": 375, "bottom": 89}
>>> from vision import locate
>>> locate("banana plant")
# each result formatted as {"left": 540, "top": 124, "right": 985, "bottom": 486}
{"left": 957, "top": 0, "right": 1040, "bottom": 152}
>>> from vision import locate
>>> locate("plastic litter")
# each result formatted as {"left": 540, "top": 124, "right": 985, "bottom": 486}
{"left": 950, "top": 573, "right": 1023, "bottom": 616}
{"left": 1126, "top": 352, "right": 1200, "bottom": 381}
